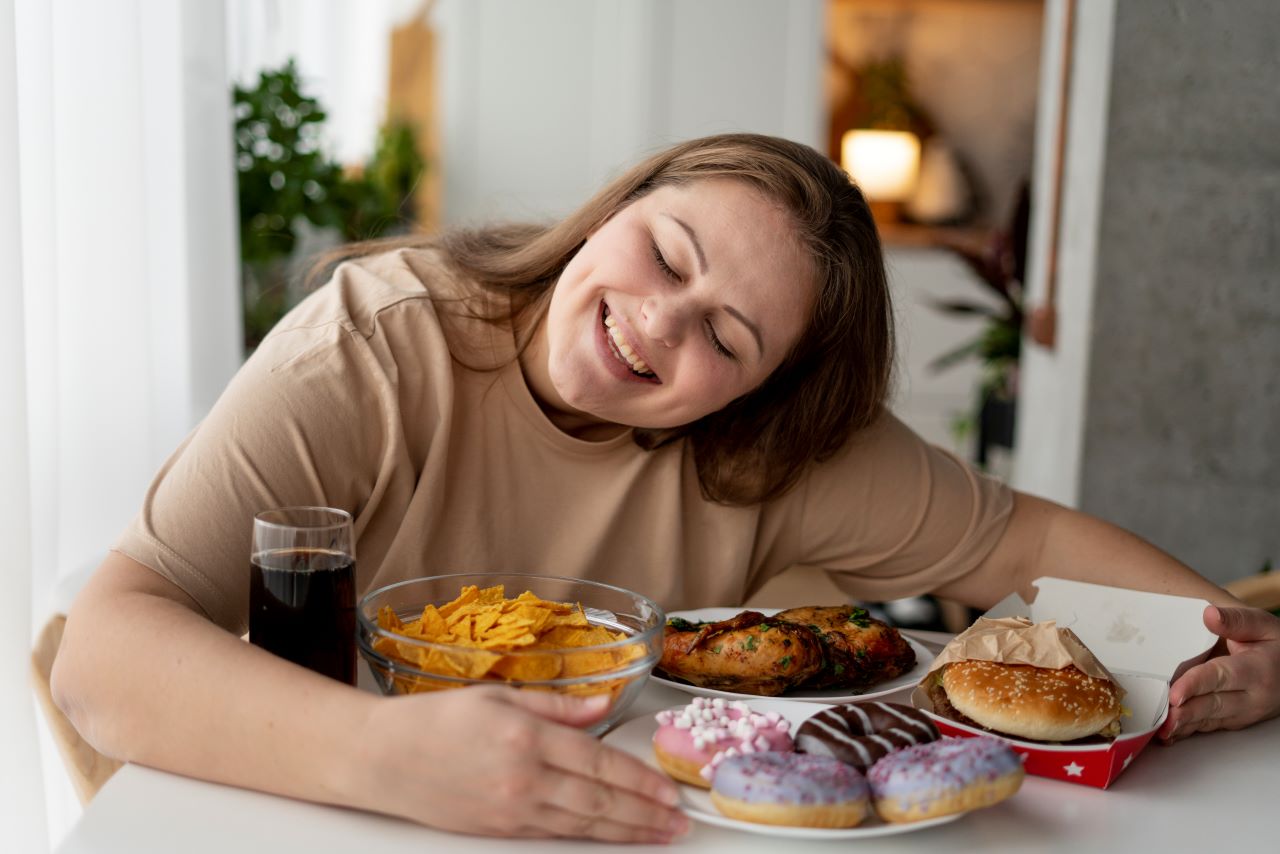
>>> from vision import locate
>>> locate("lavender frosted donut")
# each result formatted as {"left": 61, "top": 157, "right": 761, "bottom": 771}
{"left": 795, "top": 701, "right": 939, "bottom": 771}
{"left": 709, "top": 753, "right": 869, "bottom": 828}
{"left": 868, "top": 736, "right": 1024, "bottom": 823}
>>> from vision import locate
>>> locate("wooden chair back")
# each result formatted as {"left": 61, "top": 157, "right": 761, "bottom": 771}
{"left": 29, "top": 614, "right": 122, "bottom": 804}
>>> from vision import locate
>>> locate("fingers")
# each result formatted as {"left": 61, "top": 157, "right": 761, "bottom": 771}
{"left": 537, "top": 720, "right": 681, "bottom": 808}
{"left": 1168, "top": 657, "right": 1240, "bottom": 707}
{"left": 529, "top": 804, "right": 684, "bottom": 844}
{"left": 1159, "top": 689, "right": 1254, "bottom": 743}
{"left": 485, "top": 688, "right": 687, "bottom": 840}
{"left": 1204, "top": 605, "right": 1280, "bottom": 644}
{"left": 538, "top": 771, "right": 689, "bottom": 842}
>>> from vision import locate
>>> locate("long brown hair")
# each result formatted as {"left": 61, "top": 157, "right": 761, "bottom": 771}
{"left": 313, "top": 133, "right": 893, "bottom": 505}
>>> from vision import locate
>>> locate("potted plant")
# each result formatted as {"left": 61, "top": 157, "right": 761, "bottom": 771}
{"left": 928, "top": 185, "right": 1030, "bottom": 467}
{"left": 232, "top": 60, "right": 426, "bottom": 352}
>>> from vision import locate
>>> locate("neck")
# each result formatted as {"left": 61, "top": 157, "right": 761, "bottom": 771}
{"left": 516, "top": 313, "right": 629, "bottom": 442}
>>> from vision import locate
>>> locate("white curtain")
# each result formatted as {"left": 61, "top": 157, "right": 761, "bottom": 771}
{"left": 1, "top": 0, "right": 46, "bottom": 847}
{"left": 2, "top": 0, "right": 241, "bottom": 848}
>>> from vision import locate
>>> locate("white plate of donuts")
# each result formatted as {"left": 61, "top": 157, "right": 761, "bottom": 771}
{"left": 652, "top": 607, "right": 936, "bottom": 703}
{"left": 603, "top": 696, "right": 1025, "bottom": 839}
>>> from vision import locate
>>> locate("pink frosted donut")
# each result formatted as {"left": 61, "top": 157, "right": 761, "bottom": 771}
{"left": 868, "top": 736, "right": 1024, "bottom": 823}
{"left": 652, "top": 697, "right": 794, "bottom": 788}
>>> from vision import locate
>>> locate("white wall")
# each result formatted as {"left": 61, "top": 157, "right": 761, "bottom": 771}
{"left": 435, "top": 0, "right": 824, "bottom": 223}
{"left": 1012, "top": 0, "right": 1115, "bottom": 506}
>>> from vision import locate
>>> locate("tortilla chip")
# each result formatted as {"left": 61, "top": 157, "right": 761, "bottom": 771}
{"left": 373, "top": 585, "right": 635, "bottom": 692}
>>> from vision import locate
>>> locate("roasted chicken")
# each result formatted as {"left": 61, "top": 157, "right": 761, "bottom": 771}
{"left": 656, "top": 611, "right": 824, "bottom": 696}
{"left": 657, "top": 605, "right": 915, "bottom": 696}
{"left": 773, "top": 605, "right": 916, "bottom": 689}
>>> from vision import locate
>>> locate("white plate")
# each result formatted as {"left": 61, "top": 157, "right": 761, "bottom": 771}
{"left": 652, "top": 607, "right": 935, "bottom": 704}
{"left": 603, "top": 697, "right": 962, "bottom": 840}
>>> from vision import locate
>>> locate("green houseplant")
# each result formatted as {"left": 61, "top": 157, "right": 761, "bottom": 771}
{"left": 233, "top": 60, "right": 426, "bottom": 352}
{"left": 929, "top": 185, "right": 1030, "bottom": 467}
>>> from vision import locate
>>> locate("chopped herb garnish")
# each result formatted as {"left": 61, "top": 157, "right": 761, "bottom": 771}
{"left": 846, "top": 607, "right": 871, "bottom": 628}
{"left": 744, "top": 635, "right": 757, "bottom": 651}
{"left": 854, "top": 648, "right": 867, "bottom": 659}
{"left": 833, "top": 663, "right": 845, "bottom": 675}
{"left": 668, "top": 617, "right": 700, "bottom": 632}
{"left": 779, "top": 656, "right": 792, "bottom": 669}
{"left": 711, "top": 644, "right": 722, "bottom": 654}
{"left": 760, "top": 623, "right": 774, "bottom": 632}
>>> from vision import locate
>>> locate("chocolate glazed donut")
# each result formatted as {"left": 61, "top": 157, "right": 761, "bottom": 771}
{"left": 795, "top": 702, "right": 940, "bottom": 771}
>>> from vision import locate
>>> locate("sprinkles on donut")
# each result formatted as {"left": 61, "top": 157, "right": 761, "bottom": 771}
{"left": 652, "top": 697, "right": 794, "bottom": 788}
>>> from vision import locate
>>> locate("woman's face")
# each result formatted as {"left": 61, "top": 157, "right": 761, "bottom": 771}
{"left": 528, "top": 178, "right": 815, "bottom": 434}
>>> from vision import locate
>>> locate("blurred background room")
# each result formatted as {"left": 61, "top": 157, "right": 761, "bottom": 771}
{"left": 3, "top": 1, "right": 1277, "bottom": 849}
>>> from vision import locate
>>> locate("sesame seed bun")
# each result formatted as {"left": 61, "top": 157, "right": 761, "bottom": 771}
{"left": 940, "top": 660, "right": 1123, "bottom": 742}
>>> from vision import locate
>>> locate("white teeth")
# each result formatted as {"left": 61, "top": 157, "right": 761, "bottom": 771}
{"left": 602, "top": 310, "right": 654, "bottom": 377}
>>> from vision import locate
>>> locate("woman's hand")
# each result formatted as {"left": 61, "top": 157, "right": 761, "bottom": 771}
{"left": 351, "top": 685, "right": 688, "bottom": 843}
{"left": 1160, "top": 605, "right": 1280, "bottom": 743}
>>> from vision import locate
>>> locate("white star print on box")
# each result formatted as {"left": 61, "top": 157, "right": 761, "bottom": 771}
{"left": 1122, "top": 754, "right": 1134, "bottom": 768}
{"left": 1063, "top": 762, "right": 1085, "bottom": 777}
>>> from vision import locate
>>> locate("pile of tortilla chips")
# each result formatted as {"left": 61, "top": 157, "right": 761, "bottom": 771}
{"left": 371, "top": 584, "right": 645, "bottom": 697}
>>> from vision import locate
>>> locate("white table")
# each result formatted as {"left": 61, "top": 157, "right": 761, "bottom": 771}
{"left": 58, "top": 643, "right": 1280, "bottom": 853}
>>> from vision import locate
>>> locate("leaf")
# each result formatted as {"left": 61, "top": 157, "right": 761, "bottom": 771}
{"left": 928, "top": 298, "right": 1004, "bottom": 319}
{"left": 927, "top": 338, "right": 985, "bottom": 373}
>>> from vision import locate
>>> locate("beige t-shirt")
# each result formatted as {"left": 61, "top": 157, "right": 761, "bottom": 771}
{"left": 115, "top": 249, "right": 1012, "bottom": 634}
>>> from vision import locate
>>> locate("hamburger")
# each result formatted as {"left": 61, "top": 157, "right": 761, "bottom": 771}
{"left": 928, "top": 659, "right": 1124, "bottom": 742}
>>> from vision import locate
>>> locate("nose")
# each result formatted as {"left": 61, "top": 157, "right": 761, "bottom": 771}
{"left": 639, "top": 295, "right": 690, "bottom": 348}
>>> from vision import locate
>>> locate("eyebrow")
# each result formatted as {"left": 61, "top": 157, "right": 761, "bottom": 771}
{"left": 661, "top": 212, "right": 764, "bottom": 359}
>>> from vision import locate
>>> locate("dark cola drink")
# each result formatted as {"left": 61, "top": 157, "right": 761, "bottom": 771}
{"left": 249, "top": 548, "right": 356, "bottom": 685}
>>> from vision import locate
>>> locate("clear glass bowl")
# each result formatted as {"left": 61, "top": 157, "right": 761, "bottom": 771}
{"left": 357, "top": 573, "right": 664, "bottom": 735}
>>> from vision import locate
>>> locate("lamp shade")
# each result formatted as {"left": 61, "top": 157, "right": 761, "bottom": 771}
{"left": 841, "top": 129, "right": 922, "bottom": 202}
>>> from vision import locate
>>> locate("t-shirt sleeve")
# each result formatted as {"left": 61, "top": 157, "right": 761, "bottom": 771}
{"left": 112, "top": 306, "right": 390, "bottom": 635}
{"left": 794, "top": 412, "right": 1013, "bottom": 602}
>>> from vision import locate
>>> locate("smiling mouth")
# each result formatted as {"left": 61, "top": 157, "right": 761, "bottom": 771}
{"left": 601, "top": 304, "right": 659, "bottom": 381}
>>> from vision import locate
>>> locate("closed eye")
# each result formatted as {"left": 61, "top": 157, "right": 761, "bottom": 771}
{"left": 705, "top": 320, "right": 736, "bottom": 361}
{"left": 650, "top": 240, "right": 680, "bottom": 282}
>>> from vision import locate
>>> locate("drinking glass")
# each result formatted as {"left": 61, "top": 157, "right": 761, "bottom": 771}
{"left": 249, "top": 506, "right": 357, "bottom": 685}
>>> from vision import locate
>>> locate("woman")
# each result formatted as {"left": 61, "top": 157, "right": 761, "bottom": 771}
{"left": 54, "top": 134, "right": 1279, "bottom": 843}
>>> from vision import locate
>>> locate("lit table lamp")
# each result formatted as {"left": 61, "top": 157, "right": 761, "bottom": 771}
{"left": 840, "top": 129, "right": 921, "bottom": 224}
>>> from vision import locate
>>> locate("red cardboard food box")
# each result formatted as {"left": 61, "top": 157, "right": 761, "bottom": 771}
{"left": 911, "top": 577, "right": 1217, "bottom": 788}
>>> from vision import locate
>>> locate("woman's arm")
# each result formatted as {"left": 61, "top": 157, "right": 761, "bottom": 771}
{"left": 934, "top": 491, "right": 1280, "bottom": 741}
{"left": 53, "top": 553, "right": 686, "bottom": 842}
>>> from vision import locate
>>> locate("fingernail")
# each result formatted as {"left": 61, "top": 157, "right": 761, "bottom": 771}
{"left": 582, "top": 694, "right": 611, "bottom": 711}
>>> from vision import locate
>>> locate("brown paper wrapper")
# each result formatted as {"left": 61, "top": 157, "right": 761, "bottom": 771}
{"left": 920, "top": 616, "right": 1124, "bottom": 698}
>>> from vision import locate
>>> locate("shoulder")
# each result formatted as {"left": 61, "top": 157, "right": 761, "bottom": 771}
{"left": 274, "top": 247, "right": 476, "bottom": 339}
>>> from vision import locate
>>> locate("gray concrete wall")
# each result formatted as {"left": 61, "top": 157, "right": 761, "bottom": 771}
{"left": 1079, "top": 1, "right": 1280, "bottom": 583}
